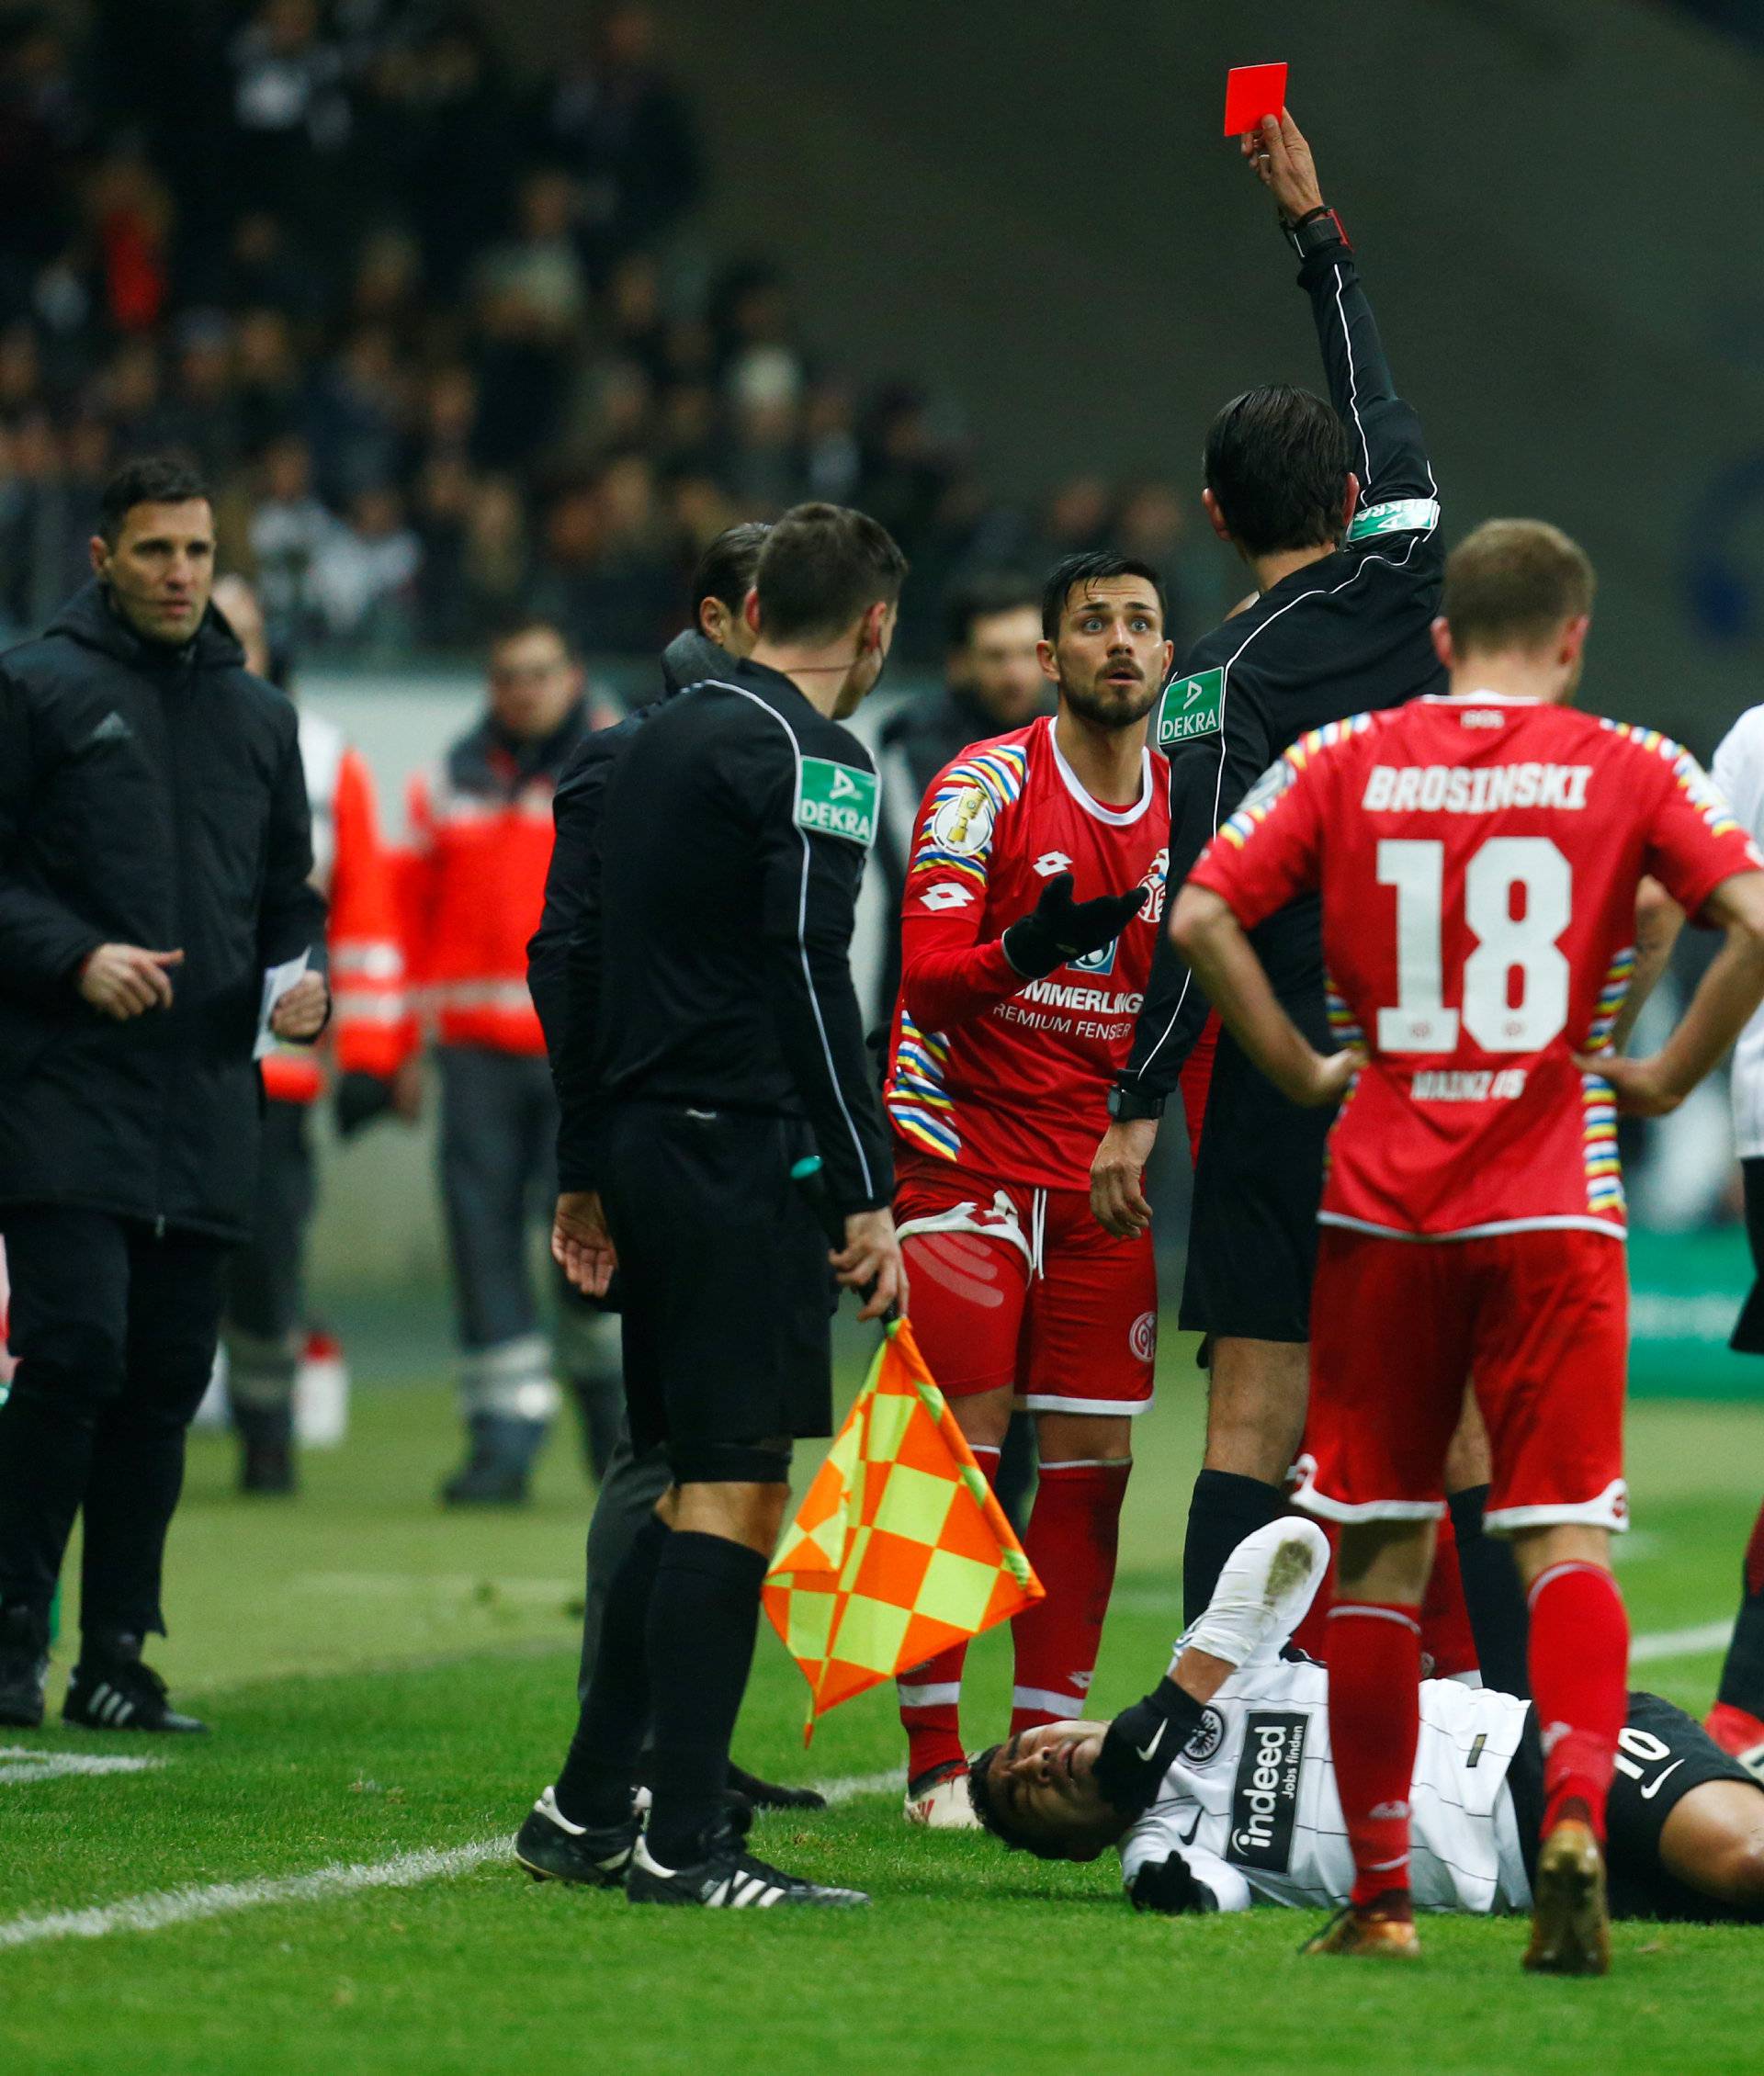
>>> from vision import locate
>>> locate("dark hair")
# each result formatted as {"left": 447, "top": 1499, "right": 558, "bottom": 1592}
{"left": 944, "top": 570, "right": 1040, "bottom": 652}
{"left": 487, "top": 612, "right": 574, "bottom": 658}
{"left": 965, "top": 1745, "right": 1073, "bottom": 1862}
{"left": 1039, "top": 551, "right": 1168, "bottom": 641}
{"left": 1203, "top": 385, "right": 1351, "bottom": 558}
{"left": 1443, "top": 518, "right": 1597, "bottom": 656}
{"left": 99, "top": 457, "right": 209, "bottom": 544}
{"left": 753, "top": 502, "right": 907, "bottom": 643}
{"left": 691, "top": 521, "right": 770, "bottom": 615}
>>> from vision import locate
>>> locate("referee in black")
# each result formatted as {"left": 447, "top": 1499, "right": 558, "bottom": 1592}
{"left": 516, "top": 503, "right": 907, "bottom": 1908}
{"left": 1091, "top": 109, "right": 1447, "bottom": 1622}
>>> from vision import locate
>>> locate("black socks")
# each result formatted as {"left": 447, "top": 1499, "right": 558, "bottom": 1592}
{"left": 1717, "top": 1499, "right": 1764, "bottom": 1715}
{"left": 554, "top": 1511, "right": 670, "bottom": 1829}
{"left": 1446, "top": 1484, "right": 1531, "bottom": 1698}
{"left": 644, "top": 1531, "right": 769, "bottom": 1868}
{"left": 1182, "top": 1470, "right": 1285, "bottom": 1629}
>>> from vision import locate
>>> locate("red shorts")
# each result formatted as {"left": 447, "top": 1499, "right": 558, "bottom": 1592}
{"left": 1295, "top": 1225, "right": 1629, "bottom": 1536}
{"left": 893, "top": 1151, "right": 1157, "bottom": 1416}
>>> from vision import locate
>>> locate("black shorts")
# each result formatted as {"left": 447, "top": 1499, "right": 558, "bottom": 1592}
{"left": 1181, "top": 1000, "right": 1334, "bottom": 1345}
{"left": 598, "top": 1102, "right": 835, "bottom": 1482}
{"left": 1732, "top": 1157, "right": 1764, "bottom": 1354}
{"left": 1507, "top": 1690, "right": 1762, "bottom": 1922}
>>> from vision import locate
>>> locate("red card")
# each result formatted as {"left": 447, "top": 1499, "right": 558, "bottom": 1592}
{"left": 1224, "top": 62, "right": 1287, "bottom": 137}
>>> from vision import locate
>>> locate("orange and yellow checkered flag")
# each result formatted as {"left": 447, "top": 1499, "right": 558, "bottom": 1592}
{"left": 763, "top": 1315, "right": 1043, "bottom": 1743}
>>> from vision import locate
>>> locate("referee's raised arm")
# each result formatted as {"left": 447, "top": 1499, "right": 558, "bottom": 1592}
{"left": 1091, "top": 107, "right": 1447, "bottom": 1630}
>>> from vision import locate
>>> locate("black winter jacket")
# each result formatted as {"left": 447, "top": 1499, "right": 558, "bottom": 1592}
{"left": 0, "top": 582, "right": 327, "bottom": 1238}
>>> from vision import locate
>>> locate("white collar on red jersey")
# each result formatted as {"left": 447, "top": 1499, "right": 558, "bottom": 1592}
{"left": 1045, "top": 716, "right": 1156, "bottom": 827}
{"left": 1419, "top": 690, "right": 1544, "bottom": 706}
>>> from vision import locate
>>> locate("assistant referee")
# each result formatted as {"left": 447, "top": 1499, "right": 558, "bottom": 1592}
{"left": 1090, "top": 109, "right": 1447, "bottom": 1622}
{"left": 515, "top": 502, "right": 908, "bottom": 1909}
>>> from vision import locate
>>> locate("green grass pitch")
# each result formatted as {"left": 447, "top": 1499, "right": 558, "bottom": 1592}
{"left": 4, "top": 1342, "right": 1763, "bottom": 2076}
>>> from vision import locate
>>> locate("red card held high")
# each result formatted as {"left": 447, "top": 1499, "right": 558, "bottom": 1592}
{"left": 1224, "top": 62, "right": 1287, "bottom": 138}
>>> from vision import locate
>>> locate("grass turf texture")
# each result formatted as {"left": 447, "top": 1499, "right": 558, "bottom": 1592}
{"left": 4, "top": 1344, "right": 1762, "bottom": 2076}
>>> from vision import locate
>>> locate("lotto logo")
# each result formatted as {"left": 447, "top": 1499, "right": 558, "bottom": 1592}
{"left": 1129, "top": 1311, "right": 1157, "bottom": 1363}
{"left": 1033, "top": 851, "right": 1072, "bottom": 878}
{"left": 920, "top": 884, "right": 974, "bottom": 912}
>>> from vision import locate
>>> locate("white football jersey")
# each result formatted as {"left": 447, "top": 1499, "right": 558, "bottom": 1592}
{"left": 1713, "top": 705, "right": 1764, "bottom": 1157}
{"left": 1119, "top": 1653, "right": 1533, "bottom": 1915}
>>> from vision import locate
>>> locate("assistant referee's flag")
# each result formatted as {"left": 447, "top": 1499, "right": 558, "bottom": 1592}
{"left": 763, "top": 1316, "right": 1043, "bottom": 1743}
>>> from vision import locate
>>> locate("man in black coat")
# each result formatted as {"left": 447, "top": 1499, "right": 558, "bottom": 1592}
{"left": 0, "top": 457, "right": 329, "bottom": 1734}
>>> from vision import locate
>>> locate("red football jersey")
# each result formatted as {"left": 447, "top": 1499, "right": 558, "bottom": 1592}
{"left": 1188, "top": 694, "right": 1764, "bottom": 1239}
{"left": 884, "top": 716, "right": 1171, "bottom": 1190}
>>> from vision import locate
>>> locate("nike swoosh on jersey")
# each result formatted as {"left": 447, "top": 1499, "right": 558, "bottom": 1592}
{"left": 1638, "top": 1759, "right": 1686, "bottom": 1801}
{"left": 1175, "top": 1809, "right": 1204, "bottom": 1846}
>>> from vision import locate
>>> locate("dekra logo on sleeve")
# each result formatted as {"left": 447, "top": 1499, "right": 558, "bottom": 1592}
{"left": 1155, "top": 669, "right": 1224, "bottom": 747}
{"left": 796, "top": 758, "right": 879, "bottom": 847}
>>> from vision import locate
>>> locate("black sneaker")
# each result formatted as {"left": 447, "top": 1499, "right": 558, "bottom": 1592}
{"left": 727, "top": 1761, "right": 828, "bottom": 1813}
{"left": 237, "top": 1405, "right": 297, "bottom": 1495}
{"left": 514, "top": 1786, "right": 639, "bottom": 1887}
{"left": 627, "top": 1805, "right": 868, "bottom": 1909}
{"left": 439, "top": 1415, "right": 544, "bottom": 1506}
{"left": 63, "top": 1638, "right": 208, "bottom": 1733}
{"left": 0, "top": 1607, "right": 49, "bottom": 1729}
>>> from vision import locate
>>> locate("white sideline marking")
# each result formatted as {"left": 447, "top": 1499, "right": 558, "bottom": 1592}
{"left": 0, "top": 1767, "right": 904, "bottom": 1954}
{"left": 1630, "top": 1619, "right": 1734, "bottom": 1665}
{"left": 0, "top": 1746, "right": 164, "bottom": 1786}
{"left": 0, "top": 1838, "right": 506, "bottom": 1952}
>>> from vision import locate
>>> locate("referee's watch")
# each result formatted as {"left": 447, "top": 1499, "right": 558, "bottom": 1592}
{"left": 1107, "top": 1083, "right": 1165, "bottom": 1123}
{"left": 1283, "top": 205, "right": 1351, "bottom": 260}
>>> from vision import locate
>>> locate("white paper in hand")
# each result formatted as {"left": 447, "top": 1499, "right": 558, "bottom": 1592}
{"left": 254, "top": 950, "right": 311, "bottom": 1061}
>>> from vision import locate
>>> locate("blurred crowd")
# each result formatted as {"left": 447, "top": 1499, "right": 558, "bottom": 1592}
{"left": 0, "top": 0, "right": 1227, "bottom": 671}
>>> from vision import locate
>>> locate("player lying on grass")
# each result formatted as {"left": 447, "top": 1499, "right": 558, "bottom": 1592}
{"left": 967, "top": 1520, "right": 1764, "bottom": 1931}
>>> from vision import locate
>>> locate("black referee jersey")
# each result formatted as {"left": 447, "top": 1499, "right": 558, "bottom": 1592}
{"left": 1118, "top": 214, "right": 1447, "bottom": 1105}
{"left": 552, "top": 654, "right": 893, "bottom": 1219}
{"left": 526, "top": 627, "right": 725, "bottom": 1066}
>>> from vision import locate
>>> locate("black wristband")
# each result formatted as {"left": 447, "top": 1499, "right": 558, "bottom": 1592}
{"left": 1285, "top": 205, "right": 1351, "bottom": 260}
{"left": 1108, "top": 1083, "right": 1166, "bottom": 1123}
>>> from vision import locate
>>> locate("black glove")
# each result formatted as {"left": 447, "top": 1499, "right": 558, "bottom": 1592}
{"left": 1001, "top": 873, "right": 1148, "bottom": 980}
{"left": 1129, "top": 1851, "right": 1216, "bottom": 1916}
{"left": 334, "top": 1070, "right": 395, "bottom": 1140}
{"left": 1093, "top": 1676, "right": 1206, "bottom": 1818}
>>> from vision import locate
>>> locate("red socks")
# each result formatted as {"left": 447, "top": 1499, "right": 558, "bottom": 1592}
{"left": 1419, "top": 1512, "right": 1480, "bottom": 1682}
{"left": 1528, "top": 1561, "right": 1628, "bottom": 1841}
{"left": 898, "top": 1445, "right": 1000, "bottom": 1784}
{"left": 1010, "top": 1460, "right": 1131, "bottom": 1734}
{"left": 1328, "top": 1601, "right": 1422, "bottom": 1906}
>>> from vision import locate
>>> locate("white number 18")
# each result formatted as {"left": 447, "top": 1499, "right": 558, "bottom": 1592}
{"left": 1375, "top": 837, "right": 1571, "bottom": 1055}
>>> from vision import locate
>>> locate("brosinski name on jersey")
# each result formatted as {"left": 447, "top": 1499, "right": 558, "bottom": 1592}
{"left": 1362, "top": 762, "right": 1592, "bottom": 815}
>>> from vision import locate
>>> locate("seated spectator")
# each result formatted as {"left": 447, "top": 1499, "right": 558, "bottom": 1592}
{"left": 526, "top": 6, "right": 703, "bottom": 267}
{"left": 249, "top": 432, "right": 341, "bottom": 647}
{"left": 308, "top": 481, "right": 422, "bottom": 654}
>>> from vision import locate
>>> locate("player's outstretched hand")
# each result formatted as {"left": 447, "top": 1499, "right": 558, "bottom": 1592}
{"left": 552, "top": 1189, "right": 617, "bottom": 1297}
{"left": 833, "top": 1206, "right": 909, "bottom": 1323}
{"left": 1574, "top": 1049, "right": 1683, "bottom": 1117}
{"left": 1241, "top": 109, "right": 1324, "bottom": 224}
{"left": 1091, "top": 1118, "right": 1158, "bottom": 1239}
{"left": 1001, "top": 873, "right": 1148, "bottom": 981}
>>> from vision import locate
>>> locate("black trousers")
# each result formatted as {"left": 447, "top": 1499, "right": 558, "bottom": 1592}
{"left": 222, "top": 1100, "right": 314, "bottom": 1411}
{"left": 0, "top": 1206, "right": 230, "bottom": 1638}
